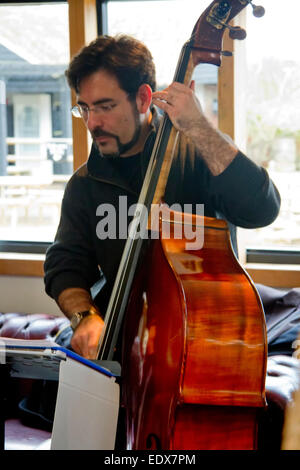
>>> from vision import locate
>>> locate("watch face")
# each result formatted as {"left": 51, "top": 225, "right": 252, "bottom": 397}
{"left": 71, "top": 312, "right": 81, "bottom": 330}
{"left": 70, "top": 310, "right": 93, "bottom": 331}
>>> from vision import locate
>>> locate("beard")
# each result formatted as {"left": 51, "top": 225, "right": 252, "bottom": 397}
{"left": 91, "top": 104, "right": 141, "bottom": 159}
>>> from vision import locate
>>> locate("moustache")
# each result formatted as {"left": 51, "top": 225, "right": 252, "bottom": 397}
{"left": 91, "top": 128, "right": 117, "bottom": 140}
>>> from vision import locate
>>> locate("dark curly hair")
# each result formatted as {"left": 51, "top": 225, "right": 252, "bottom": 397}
{"left": 65, "top": 34, "right": 156, "bottom": 95}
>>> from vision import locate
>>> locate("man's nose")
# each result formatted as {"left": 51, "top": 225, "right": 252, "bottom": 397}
{"left": 86, "top": 110, "right": 104, "bottom": 130}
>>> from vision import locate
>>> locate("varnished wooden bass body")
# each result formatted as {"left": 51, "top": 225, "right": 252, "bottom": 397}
{"left": 122, "top": 209, "right": 267, "bottom": 449}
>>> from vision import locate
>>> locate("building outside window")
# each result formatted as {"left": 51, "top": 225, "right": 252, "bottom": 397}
{"left": 0, "top": 2, "right": 72, "bottom": 243}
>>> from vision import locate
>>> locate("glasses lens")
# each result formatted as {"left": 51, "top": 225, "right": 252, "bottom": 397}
{"left": 71, "top": 106, "right": 82, "bottom": 118}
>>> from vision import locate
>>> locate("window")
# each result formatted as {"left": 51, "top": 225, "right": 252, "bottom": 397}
{"left": 0, "top": 2, "right": 72, "bottom": 244}
{"left": 107, "top": 0, "right": 217, "bottom": 125}
{"left": 237, "top": 0, "right": 300, "bottom": 261}
{"left": 1, "top": 0, "right": 298, "bottom": 268}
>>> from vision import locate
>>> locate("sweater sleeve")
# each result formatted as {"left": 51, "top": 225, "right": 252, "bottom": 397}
{"left": 208, "top": 151, "right": 281, "bottom": 228}
{"left": 44, "top": 174, "right": 100, "bottom": 302}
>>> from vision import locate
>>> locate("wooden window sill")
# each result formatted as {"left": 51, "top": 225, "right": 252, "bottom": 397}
{"left": 245, "top": 263, "right": 300, "bottom": 288}
{"left": 0, "top": 253, "right": 299, "bottom": 289}
{"left": 0, "top": 253, "right": 44, "bottom": 277}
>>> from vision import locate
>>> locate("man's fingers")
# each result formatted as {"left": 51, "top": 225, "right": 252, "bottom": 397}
{"left": 152, "top": 90, "right": 174, "bottom": 106}
{"left": 71, "top": 333, "right": 97, "bottom": 359}
{"left": 70, "top": 316, "right": 104, "bottom": 359}
{"left": 87, "top": 330, "right": 101, "bottom": 359}
{"left": 152, "top": 97, "right": 172, "bottom": 113}
{"left": 70, "top": 334, "right": 83, "bottom": 356}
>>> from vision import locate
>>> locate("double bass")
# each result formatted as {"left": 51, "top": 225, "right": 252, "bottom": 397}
{"left": 97, "top": 0, "right": 267, "bottom": 450}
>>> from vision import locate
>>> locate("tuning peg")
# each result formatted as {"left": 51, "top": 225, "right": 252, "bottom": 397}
{"left": 252, "top": 5, "right": 265, "bottom": 17}
{"left": 221, "top": 50, "right": 233, "bottom": 57}
{"left": 228, "top": 25, "right": 247, "bottom": 40}
{"left": 208, "top": 9, "right": 247, "bottom": 40}
{"left": 252, "top": 4, "right": 265, "bottom": 17}
{"left": 246, "top": 1, "right": 265, "bottom": 17}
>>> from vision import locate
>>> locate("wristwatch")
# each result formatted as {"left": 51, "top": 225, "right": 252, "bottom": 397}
{"left": 70, "top": 306, "right": 100, "bottom": 331}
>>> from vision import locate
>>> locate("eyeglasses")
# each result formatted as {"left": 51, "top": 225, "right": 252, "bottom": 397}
{"left": 71, "top": 102, "right": 118, "bottom": 121}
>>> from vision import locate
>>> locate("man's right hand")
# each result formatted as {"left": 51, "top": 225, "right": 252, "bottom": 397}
{"left": 70, "top": 313, "right": 105, "bottom": 359}
{"left": 57, "top": 287, "right": 105, "bottom": 359}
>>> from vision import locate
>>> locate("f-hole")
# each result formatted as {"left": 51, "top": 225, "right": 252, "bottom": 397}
{"left": 146, "top": 433, "right": 162, "bottom": 450}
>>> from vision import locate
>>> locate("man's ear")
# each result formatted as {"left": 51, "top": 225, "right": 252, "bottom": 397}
{"left": 136, "top": 84, "right": 152, "bottom": 113}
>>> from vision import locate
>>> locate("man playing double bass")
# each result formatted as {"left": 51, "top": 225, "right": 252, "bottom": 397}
{"left": 44, "top": 34, "right": 280, "bottom": 359}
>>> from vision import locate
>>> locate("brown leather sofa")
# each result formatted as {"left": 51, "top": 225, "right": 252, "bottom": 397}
{"left": 1, "top": 311, "right": 299, "bottom": 450}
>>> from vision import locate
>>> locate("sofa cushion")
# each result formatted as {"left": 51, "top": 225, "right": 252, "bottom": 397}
{"left": 0, "top": 312, "right": 69, "bottom": 340}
